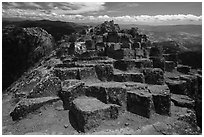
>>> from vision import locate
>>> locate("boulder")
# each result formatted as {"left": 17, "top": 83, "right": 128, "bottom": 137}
{"left": 150, "top": 57, "right": 165, "bottom": 71}
{"left": 177, "top": 65, "right": 191, "bottom": 74}
{"left": 95, "top": 64, "right": 114, "bottom": 81}
{"left": 171, "top": 94, "right": 195, "bottom": 108}
{"left": 142, "top": 68, "right": 164, "bottom": 85}
{"left": 10, "top": 96, "right": 60, "bottom": 121}
{"left": 165, "top": 61, "right": 175, "bottom": 72}
{"left": 54, "top": 67, "right": 80, "bottom": 80}
{"left": 85, "top": 82, "right": 127, "bottom": 112}
{"left": 70, "top": 96, "right": 120, "bottom": 132}
{"left": 27, "top": 76, "right": 61, "bottom": 98}
{"left": 148, "top": 85, "right": 171, "bottom": 116}
{"left": 127, "top": 89, "right": 153, "bottom": 118}
{"left": 58, "top": 80, "right": 85, "bottom": 109}
{"left": 166, "top": 80, "right": 187, "bottom": 95}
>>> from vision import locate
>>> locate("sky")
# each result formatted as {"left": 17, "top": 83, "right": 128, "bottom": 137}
{"left": 2, "top": 2, "right": 202, "bottom": 25}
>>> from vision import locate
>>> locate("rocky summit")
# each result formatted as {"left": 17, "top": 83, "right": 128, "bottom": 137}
{"left": 2, "top": 20, "right": 202, "bottom": 135}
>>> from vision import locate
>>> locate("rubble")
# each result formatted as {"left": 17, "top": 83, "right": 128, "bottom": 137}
{"left": 10, "top": 96, "right": 60, "bottom": 121}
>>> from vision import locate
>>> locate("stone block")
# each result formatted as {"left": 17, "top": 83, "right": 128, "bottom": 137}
{"left": 171, "top": 94, "right": 195, "bottom": 108}
{"left": 135, "top": 48, "right": 144, "bottom": 58}
{"left": 130, "top": 73, "right": 145, "bottom": 83}
{"left": 114, "top": 59, "right": 136, "bottom": 71}
{"left": 70, "top": 97, "right": 120, "bottom": 132}
{"left": 166, "top": 80, "right": 187, "bottom": 95}
{"left": 113, "top": 72, "right": 131, "bottom": 82}
{"left": 78, "top": 67, "right": 97, "bottom": 81}
{"left": 127, "top": 89, "right": 153, "bottom": 118}
{"left": 177, "top": 65, "right": 191, "bottom": 74}
{"left": 58, "top": 80, "right": 85, "bottom": 109}
{"left": 135, "top": 59, "right": 153, "bottom": 68}
{"left": 113, "top": 72, "right": 144, "bottom": 83}
{"left": 179, "top": 75, "right": 198, "bottom": 98}
{"left": 165, "top": 61, "right": 175, "bottom": 72}
{"left": 54, "top": 67, "right": 79, "bottom": 80}
{"left": 107, "top": 49, "right": 135, "bottom": 60}
{"left": 150, "top": 56, "right": 165, "bottom": 71}
{"left": 95, "top": 64, "right": 114, "bottom": 81}
{"left": 85, "top": 82, "right": 127, "bottom": 112}
{"left": 163, "top": 53, "right": 178, "bottom": 65}
{"left": 142, "top": 68, "right": 164, "bottom": 85}
{"left": 149, "top": 46, "right": 163, "bottom": 57}
{"left": 148, "top": 85, "right": 171, "bottom": 116}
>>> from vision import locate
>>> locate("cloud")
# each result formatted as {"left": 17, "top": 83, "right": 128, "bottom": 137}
{"left": 2, "top": 2, "right": 202, "bottom": 25}
{"left": 2, "top": 2, "right": 106, "bottom": 14}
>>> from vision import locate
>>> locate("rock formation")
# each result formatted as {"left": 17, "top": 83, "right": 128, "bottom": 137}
{"left": 2, "top": 20, "right": 202, "bottom": 135}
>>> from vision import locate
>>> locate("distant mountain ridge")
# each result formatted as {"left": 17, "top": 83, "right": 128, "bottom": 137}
{"left": 3, "top": 19, "right": 86, "bottom": 41}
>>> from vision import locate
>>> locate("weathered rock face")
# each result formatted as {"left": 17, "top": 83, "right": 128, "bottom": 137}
{"left": 10, "top": 96, "right": 60, "bottom": 121}
{"left": 70, "top": 96, "right": 120, "bottom": 132}
{"left": 142, "top": 68, "right": 164, "bottom": 85}
{"left": 3, "top": 26, "right": 54, "bottom": 90}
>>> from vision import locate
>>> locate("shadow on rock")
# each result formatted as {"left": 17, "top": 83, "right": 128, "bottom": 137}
{"left": 68, "top": 111, "right": 81, "bottom": 133}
